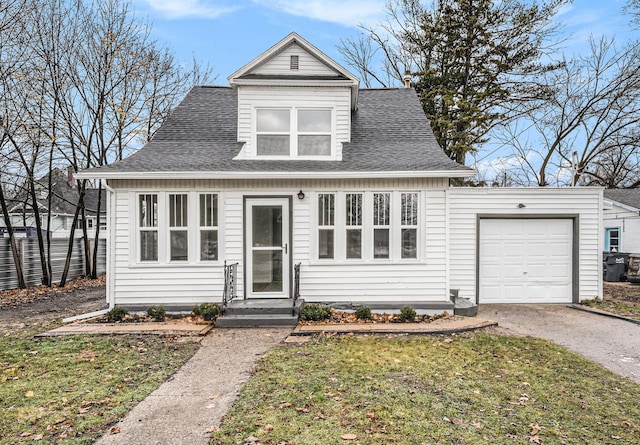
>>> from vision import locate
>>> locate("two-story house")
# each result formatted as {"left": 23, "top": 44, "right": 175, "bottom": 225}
{"left": 77, "top": 33, "right": 602, "bottom": 323}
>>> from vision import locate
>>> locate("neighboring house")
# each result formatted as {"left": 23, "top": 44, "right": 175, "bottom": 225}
{"left": 77, "top": 33, "right": 602, "bottom": 315}
{"left": 1, "top": 168, "right": 106, "bottom": 239}
{"left": 603, "top": 189, "right": 640, "bottom": 253}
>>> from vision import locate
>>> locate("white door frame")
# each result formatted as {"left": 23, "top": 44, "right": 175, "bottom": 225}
{"left": 244, "top": 197, "right": 291, "bottom": 299}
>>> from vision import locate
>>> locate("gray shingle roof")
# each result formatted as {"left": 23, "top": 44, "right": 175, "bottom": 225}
{"left": 604, "top": 189, "right": 640, "bottom": 210}
{"left": 83, "top": 86, "right": 471, "bottom": 176}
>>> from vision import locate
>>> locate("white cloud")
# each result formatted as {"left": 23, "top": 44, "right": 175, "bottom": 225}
{"left": 142, "top": 0, "right": 238, "bottom": 19}
{"left": 252, "top": 0, "right": 387, "bottom": 27}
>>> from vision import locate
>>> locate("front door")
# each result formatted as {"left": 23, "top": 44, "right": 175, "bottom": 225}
{"left": 245, "top": 198, "right": 290, "bottom": 298}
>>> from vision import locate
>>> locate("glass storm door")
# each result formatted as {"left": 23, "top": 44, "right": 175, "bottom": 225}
{"left": 246, "top": 198, "right": 290, "bottom": 298}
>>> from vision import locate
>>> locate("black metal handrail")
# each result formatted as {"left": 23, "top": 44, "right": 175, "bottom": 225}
{"left": 293, "top": 262, "right": 301, "bottom": 305}
{"left": 222, "top": 261, "right": 239, "bottom": 310}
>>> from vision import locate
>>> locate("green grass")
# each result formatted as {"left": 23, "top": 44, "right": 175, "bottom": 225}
{"left": 211, "top": 334, "right": 640, "bottom": 445}
{"left": 581, "top": 298, "right": 640, "bottom": 319}
{"left": 0, "top": 325, "right": 199, "bottom": 444}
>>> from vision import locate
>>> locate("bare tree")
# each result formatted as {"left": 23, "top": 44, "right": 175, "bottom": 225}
{"left": 495, "top": 37, "right": 640, "bottom": 187}
{"left": 1, "top": 0, "right": 214, "bottom": 287}
{"left": 339, "top": 0, "right": 568, "bottom": 165}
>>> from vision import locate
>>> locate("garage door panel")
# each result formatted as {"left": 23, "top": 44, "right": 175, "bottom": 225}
{"left": 480, "top": 219, "right": 573, "bottom": 303}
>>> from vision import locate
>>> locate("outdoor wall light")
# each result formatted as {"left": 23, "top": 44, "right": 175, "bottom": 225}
{"left": 297, "top": 190, "right": 305, "bottom": 200}
{"left": 518, "top": 203, "right": 526, "bottom": 208}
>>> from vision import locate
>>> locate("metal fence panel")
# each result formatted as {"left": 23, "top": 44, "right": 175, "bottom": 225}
{"left": 0, "top": 238, "right": 105, "bottom": 291}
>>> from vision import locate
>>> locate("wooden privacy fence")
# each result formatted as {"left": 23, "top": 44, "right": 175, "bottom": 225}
{"left": 0, "top": 238, "right": 106, "bottom": 291}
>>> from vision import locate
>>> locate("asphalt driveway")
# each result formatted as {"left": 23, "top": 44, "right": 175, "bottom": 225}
{"left": 478, "top": 304, "right": 640, "bottom": 384}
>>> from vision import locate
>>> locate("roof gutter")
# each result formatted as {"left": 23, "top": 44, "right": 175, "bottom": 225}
{"left": 75, "top": 169, "right": 476, "bottom": 181}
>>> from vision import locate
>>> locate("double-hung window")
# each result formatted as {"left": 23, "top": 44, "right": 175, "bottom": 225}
{"left": 139, "top": 194, "right": 158, "bottom": 262}
{"left": 199, "top": 194, "right": 218, "bottom": 261}
{"left": 373, "top": 193, "right": 390, "bottom": 259}
{"left": 136, "top": 192, "right": 220, "bottom": 264}
{"left": 400, "top": 193, "right": 418, "bottom": 259}
{"left": 256, "top": 109, "right": 290, "bottom": 156}
{"left": 256, "top": 108, "right": 332, "bottom": 157}
{"left": 169, "top": 194, "right": 188, "bottom": 261}
{"left": 315, "top": 191, "right": 420, "bottom": 261}
{"left": 346, "top": 193, "right": 362, "bottom": 259}
{"left": 297, "top": 109, "right": 331, "bottom": 156}
{"left": 318, "top": 193, "right": 335, "bottom": 259}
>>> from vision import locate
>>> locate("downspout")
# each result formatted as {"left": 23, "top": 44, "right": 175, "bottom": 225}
{"left": 103, "top": 180, "right": 116, "bottom": 308}
{"left": 444, "top": 187, "right": 451, "bottom": 301}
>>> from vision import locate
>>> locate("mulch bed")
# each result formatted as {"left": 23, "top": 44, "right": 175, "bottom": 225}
{"left": 299, "top": 309, "right": 459, "bottom": 326}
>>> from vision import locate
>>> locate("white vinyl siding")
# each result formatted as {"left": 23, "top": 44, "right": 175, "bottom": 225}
{"left": 109, "top": 177, "right": 449, "bottom": 307}
{"left": 603, "top": 201, "right": 640, "bottom": 253}
{"left": 252, "top": 43, "right": 338, "bottom": 77}
{"left": 448, "top": 187, "right": 602, "bottom": 303}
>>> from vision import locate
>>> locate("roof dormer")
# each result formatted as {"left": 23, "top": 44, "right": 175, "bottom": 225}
{"left": 230, "top": 33, "right": 360, "bottom": 161}
{"left": 228, "top": 32, "right": 359, "bottom": 110}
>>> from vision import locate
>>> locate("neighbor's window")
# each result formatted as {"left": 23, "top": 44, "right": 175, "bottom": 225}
{"left": 318, "top": 193, "right": 335, "bottom": 259}
{"left": 345, "top": 193, "right": 362, "bottom": 259}
{"left": 139, "top": 194, "right": 158, "bottom": 261}
{"left": 400, "top": 193, "right": 418, "bottom": 259}
{"left": 169, "top": 194, "right": 188, "bottom": 261}
{"left": 373, "top": 193, "right": 390, "bottom": 259}
{"left": 199, "top": 193, "right": 218, "bottom": 261}
{"left": 298, "top": 109, "right": 331, "bottom": 156}
{"left": 606, "top": 227, "right": 620, "bottom": 252}
{"left": 256, "top": 109, "right": 290, "bottom": 156}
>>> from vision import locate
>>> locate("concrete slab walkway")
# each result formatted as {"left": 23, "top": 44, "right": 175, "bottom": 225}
{"left": 36, "top": 321, "right": 213, "bottom": 337}
{"left": 94, "top": 328, "right": 291, "bottom": 445}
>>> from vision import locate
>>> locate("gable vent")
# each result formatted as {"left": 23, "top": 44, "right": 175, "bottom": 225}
{"left": 290, "top": 55, "right": 299, "bottom": 70}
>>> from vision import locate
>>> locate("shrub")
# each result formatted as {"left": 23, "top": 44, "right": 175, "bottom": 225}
{"left": 106, "top": 306, "right": 128, "bottom": 322}
{"left": 301, "top": 303, "right": 331, "bottom": 321}
{"left": 147, "top": 305, "right": 166, "bottom": 321}
{"left": 399, "top": 306, "right": 417, "bottom": 322}
{"left": 355, "top": 306, "right": 372, "bottom": 320}
{"left": 194, "top": 303, "right": 220, "bottom": 320}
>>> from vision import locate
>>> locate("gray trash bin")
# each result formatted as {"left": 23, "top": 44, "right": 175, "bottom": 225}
{"left": 604, "top": 253, "right": 629, "bottom": 282}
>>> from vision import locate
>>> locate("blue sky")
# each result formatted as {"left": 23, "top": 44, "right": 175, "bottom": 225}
{"left": 132, "top": 0, "right": 640, "bottom": 82}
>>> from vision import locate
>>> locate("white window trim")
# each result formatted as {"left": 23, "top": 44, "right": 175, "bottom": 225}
{"left": 605, "top": 226, "right": 621, "bottom": 252}
{"left": 198, "top": 193, "right": 220, "bottom": 262}
{"left": 131, "top": 191, "right": 223, "bottom": 267}
{"left": 253, "top": 106, "right": 336, "bottom": 160}
{"left": 311, "top": 190, "right": 424, "bottom": 264}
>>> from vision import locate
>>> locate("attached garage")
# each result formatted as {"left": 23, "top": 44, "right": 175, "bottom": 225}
{"left": 448, "top": 187, "right": 602, "bottom": 305}
{"left": 478, "top": 218, "right": 575, "bottom": 303}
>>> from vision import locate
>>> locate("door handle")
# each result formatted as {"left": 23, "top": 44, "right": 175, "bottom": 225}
{"left": 283, "top": 243, "right": 288, "bottom": 254}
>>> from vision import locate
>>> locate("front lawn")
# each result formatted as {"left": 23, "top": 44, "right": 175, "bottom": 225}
{"left": 0, "top": 327, "right": 199, "bottom": 444}
{"left": 212, "top": 334, "right": 640, "bottom": 444}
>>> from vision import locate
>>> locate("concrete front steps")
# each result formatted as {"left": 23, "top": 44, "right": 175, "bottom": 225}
{"left": 217, "top": 298, "right": 303, "bottom": 328}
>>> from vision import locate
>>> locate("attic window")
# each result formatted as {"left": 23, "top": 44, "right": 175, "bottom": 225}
{"left": 290, "top": 55, "right": 299, "bottom": 70}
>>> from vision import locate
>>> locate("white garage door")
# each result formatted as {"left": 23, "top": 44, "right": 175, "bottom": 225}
{"left": 479, "top": 218, "right": 573, "bottom": 303}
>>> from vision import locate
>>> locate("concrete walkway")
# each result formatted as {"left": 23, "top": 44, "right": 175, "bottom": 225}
{"left": 94, "top": 328, "right": 291, "bottom": 445}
